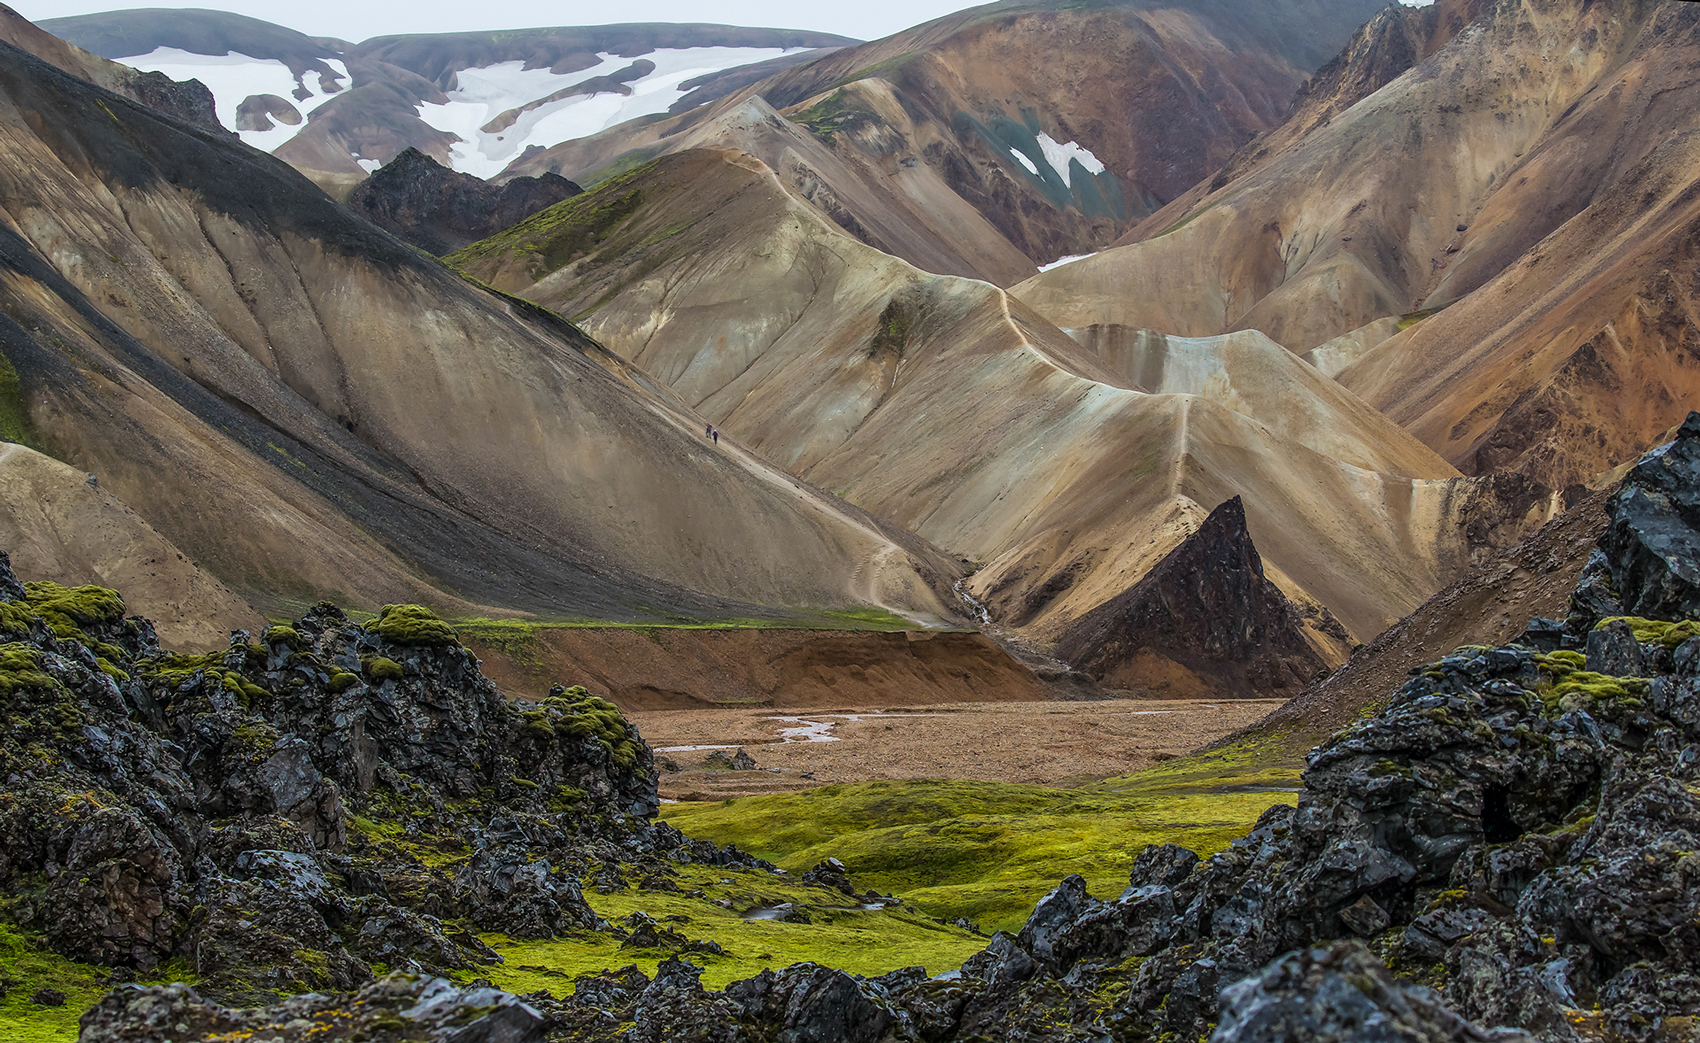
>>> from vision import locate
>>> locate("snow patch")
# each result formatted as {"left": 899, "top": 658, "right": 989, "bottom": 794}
{"left": 1008, "top": 147, "right": 1039, "bottom": 176}
{"left": 1035, "top": 133, "right": 1105, "bottom": 188}
{"left": 118, "top": 46, "right": 347, "bottom": 152}
{"left": 1038, "top": 253, "right": 1097, "bottom": 272}
{"left": 417, "top": 47, "right": 806, "bottom": 178}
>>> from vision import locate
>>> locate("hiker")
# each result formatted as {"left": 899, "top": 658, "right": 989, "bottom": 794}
{"left": 712, "top": 428, "right": 719, "bottom": 445}
{"left": 706, "top": 422, "right": 713, "bottom": 438}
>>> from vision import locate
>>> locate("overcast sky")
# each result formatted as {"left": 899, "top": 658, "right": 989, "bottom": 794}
{"left": 13, "top": 0, "right": 991, "bottom": 42}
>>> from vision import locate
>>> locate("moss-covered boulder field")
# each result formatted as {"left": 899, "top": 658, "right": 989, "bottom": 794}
{"left": 14, "top": 415, "right": 1700, "bottom": 1041}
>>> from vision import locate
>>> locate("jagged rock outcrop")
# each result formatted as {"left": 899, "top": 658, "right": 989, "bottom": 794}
{"left": 79, "top": 974, "right": 549, "bottom": 1043}
{"left": 1054, "top": 496, "right": 1328, "bottom": 696}
{"left": 346, "top": 148, "right": 582, "bottom": 255}
{"left": 0, "top": 556, "right": 769, "bottom": 1005}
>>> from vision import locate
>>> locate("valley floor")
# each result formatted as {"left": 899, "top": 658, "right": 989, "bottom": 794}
{"left": 634, "top": 697, "right": 1284, "bottom": 798}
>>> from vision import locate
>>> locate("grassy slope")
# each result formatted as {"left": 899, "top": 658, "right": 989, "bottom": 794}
{"left": 486, "top": 864, "right": 984, "bottom": 996}
{"left": 663, "top": 739, "right": 1302, "bottom": 932}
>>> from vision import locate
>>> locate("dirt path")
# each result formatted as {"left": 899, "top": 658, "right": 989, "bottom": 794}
{"left": 634, "top": 697, "right": 1286, "bottom": 800}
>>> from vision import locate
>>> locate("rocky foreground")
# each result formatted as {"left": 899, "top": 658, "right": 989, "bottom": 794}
{"left": 22, "top": 416, "right": 1700, "bottom": 1040}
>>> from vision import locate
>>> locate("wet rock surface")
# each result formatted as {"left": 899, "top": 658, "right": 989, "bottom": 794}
{"left": 347, "top": 147, "right": 581, "bottom": 255}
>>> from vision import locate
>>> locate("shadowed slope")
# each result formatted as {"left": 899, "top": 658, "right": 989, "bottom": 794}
{"left": 1055, "top": 496, "right": 1327, "bottom": 697}
{"left": 0, "top": 40, "right": 961, "bottom": 626}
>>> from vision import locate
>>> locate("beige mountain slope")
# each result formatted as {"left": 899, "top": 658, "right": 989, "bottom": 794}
{"left": 0, "top": 39, "right": 961, "bottom": 629}
{"left": 0, "top": 443, "right": 263, "bottom": 649}
{"left": 453, "top": 148, "right": 1561, "bottom": 661}
{"left": 1011, "top": 0, "right": 1672, "bottom": 354}
{"left": 1336, "top": 22, "right": 1700, "bottom": 488}
{"left": 503, "top": 0, "right": 1385, "bottom": 278}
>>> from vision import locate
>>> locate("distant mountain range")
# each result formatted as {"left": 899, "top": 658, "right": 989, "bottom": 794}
{"left": 42, "top": 8, "right": 854, "bottom": 195}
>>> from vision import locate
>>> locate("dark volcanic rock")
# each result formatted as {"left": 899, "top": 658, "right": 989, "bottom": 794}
{"left": 347, "top": 147, "right": 580, "bottom": 254}
{"left": 1055, "top": 495, "right": 1327, "bottom": 696}
{"left": 1213, "top": 940, "right": 1534, "bottom": 1043}
{"left": 1585, "top": 411, "right": 1700, "bottom": 625}
{"left": 0, "top": 559, "right": 738, "bottom": 1006}
{"left": 78, "top": 974, "right": 548, "bottom": 1043}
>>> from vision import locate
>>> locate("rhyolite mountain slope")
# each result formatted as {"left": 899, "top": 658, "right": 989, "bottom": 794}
{"left": 1014, "top": 0, "right": 1700, "bottom": 492}
{"left": 0, "top": 36, "right": 963, "bottom": 630}
{"left": 345, "top": 147, "right": 582, "bottom": 254}
{"left": 44, "top": 8, "right": 853, "bottom": 196}
{"left": 451, "top": 147, "right": 1564, "bottom": 674}
{"left": 77, "top": 420, "right": 1700, "bottom": 1043}
{"left": 0, "top": 443, "right": 263, "bottom": 650}
{"left": 500, "top": 0, "right": 1387, "bottom": 281}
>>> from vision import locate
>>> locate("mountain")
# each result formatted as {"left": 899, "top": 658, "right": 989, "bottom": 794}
{"left": 0, "top": 36, "right": 962, "bottom": 631}
{"left": 1013, "top": 0, "right": 1700, "bottom": 491}
{"left": 501, "top": 0, "right": 1388, "bottom": 280}
{"left": 0, "top": 2, "right": 226, "bottom": 134}
{"left": 449, "top": 146, "right": 1563, "bottom": 675}
{"left": 43, "top": 9, "right": 854, "bottom": 197}
{"left": 345, "top": 147, "right": 582, "bottom": 255}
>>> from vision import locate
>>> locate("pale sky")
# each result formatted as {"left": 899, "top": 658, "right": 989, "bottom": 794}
{"left": 13, "top": 0, "right": 991, "bottom": 43}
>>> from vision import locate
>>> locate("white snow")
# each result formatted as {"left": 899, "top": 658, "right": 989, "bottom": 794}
{"left": 118, "top": 46, "right": 348, "bottom": 152}
{"left": 1009, "top": 133, "right": 1107, "bottom": 188}
{"left": 1035, "top": 133, "right": 1105, "bottom": 188}
{"left": 417, "top": 47, "right": 806, "bottom": 178}
{"left": 1038, "top": 252, "right": 1097, "bottom": 272}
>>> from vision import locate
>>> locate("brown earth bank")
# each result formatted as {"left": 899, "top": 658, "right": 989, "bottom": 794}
{"left": 464, "top": 626, "right": 1093, "bottom": 709}
{"left": 629, "top": 697, "right": 1286, "bottom": 799}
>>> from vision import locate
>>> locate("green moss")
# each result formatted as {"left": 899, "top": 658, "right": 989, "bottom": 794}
{"left": 263, "top": 624, "right": 304, "bottom": 650}
{"left": 361, "top": 655, "right": 404, "bottom": 682}
{"left": 0, "top": 921, "right": 107, "bottom": 1042}
{"left": 869, "top": 299, "right": 911, "bottom": 359}
{"left": 789, "top": 89, "right": 877, "bottom": 144}
{"left": 536, "top": 686, "right": 641, "bottom": 769}
{"left": 663, "top": 743, "right": 1297, "bottom": 932}
{"left": 327, "top": 670, "right": 361, "bottom": 694}
{"left": 0, "top": 601, "right": 39, "bottom": 636}
{"left": 0, "top": 643, "right": 54, "bottom": 696}
{"left": 23, "top": 582, "right": 124, "bottom": 629}
{"left": 1396, "top": 309, "right": 1433, "bottom": 331}
{"left": 482, "top": 864, "right": 982, "bottom": 995}
{"left": 445, "top": 163, "right": 659, "bottom": 276}
{"left": 1595, "top": 616, "right": 1700, "bottom": 650}
{"left": 369, "top": 604, "right": 459, "bottom": 647}
{"left": 1542, "top": 672, "right": 1649, "bottom": 716}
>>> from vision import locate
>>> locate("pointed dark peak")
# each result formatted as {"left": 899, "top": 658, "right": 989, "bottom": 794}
{"left": 1054, "top": 495, "right": 1326, "bottom": 698}
{"left": 346, "top": 149, "right": 581, "bottom": 255}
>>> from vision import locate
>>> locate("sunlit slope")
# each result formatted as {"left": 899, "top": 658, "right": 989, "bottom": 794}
{"left": 1011, "top": 0, "right": 1671, "bottom": 355}
{"left": 0, "top": 41, "right": 960, "bottom": 625}
{"left": 454, "top": 149, "right": 1558, "bottom": 650}
{"left": 503, "top": 0, "right": 1384, "bottom": 281}
{"left": 0, "top": 443, "right": 263, "bottom": 649}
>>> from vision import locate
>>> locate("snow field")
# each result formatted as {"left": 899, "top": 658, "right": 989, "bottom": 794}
{"left": 118, "top": 46, "right": 348, "bottom": 153}
{"left": 417, "top": 47, "right": 806, "bottom": 178}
